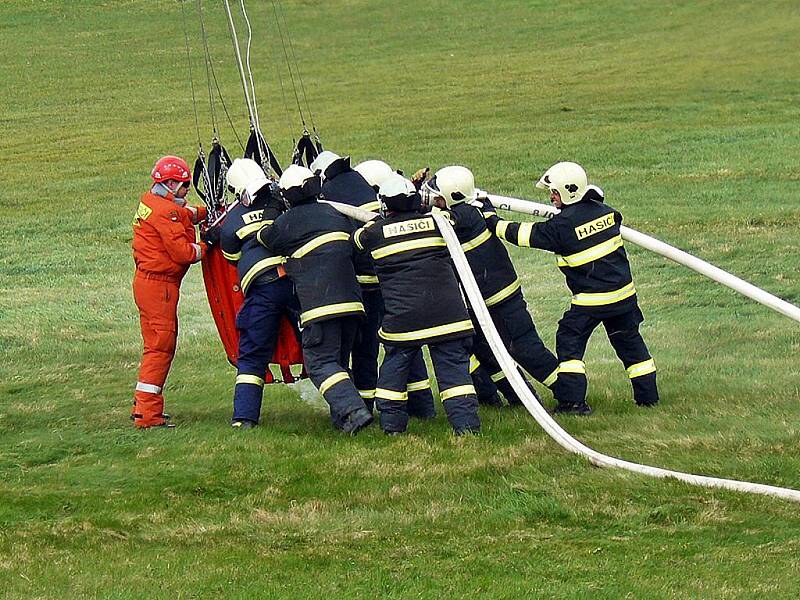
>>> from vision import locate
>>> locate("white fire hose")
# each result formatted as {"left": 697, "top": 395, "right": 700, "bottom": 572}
{"left": 486, "top": 193, "right": 800, "bottom": 324}
{"left": 326, "top": 200, "right": 800, "bottom": 503}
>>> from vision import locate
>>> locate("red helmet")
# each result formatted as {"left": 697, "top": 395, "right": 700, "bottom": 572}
{"left": 151, "top": 155, "right": 191, "bottom": 184}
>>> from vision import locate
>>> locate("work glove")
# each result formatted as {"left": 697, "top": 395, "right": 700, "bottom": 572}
{"left": 201, "top": 224, "right": 221, "bottom": 246}
{"left": 411, "top": 167, "right": 430, "bottom": 190}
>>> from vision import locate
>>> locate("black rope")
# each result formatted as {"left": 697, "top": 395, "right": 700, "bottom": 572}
{"left": 275, "top": 0, "right": 318, "bottom": 136}
{"left": 196, "top": 0, "right": 218, "bottom": 138}
{"left": 180, "top": 0, "right": 203, "bottom": 151}
{"left": 270, "top": 0, "right": 307, "bottom": 129}
{"left": 208, "top": 49, "right": 245, "bottom": 152}
{"left": 265, "top": 5, "right": 298, "bottom": 143}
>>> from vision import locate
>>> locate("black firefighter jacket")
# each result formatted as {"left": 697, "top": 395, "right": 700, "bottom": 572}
{"left": 257, "top": 201, "right": 364, "bottom": 326}
{"left": 320, "top": 160, "right": 381, "bottom": 290}
{"left": 219, "top": 195, "right": 285, "bottom": 294}
{"left": 353, "top": 210, "right": 474, "bottom": 346}
{"left": 448, "top": 199, "right": 523, "bottom": 308}
{"left": 485, "top": 198, "right": 637, "bottom": 317}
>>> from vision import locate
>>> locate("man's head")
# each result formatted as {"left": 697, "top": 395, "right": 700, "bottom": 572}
{"left": 227, "top": 158, "right": 269, "bottom": 207}
{"left": 535, "top": 161, "right": 588, "bottom": 209}
{"left": 378, "top": 173, "right": 421, "bottom": 216}
{"left": 278, "top": 164, "right": 322, "bottom": 208}
{"left": 421, "top": 165, "right": 477, "bottom": 210}
{"left": 309, "top": 150, "right": 350, "bottom": 181}
{"left": 151, "top": 155, "right": 191, "bottom": 200}
{"left": 354, "top": 159, "right": 394, "bottom": 192}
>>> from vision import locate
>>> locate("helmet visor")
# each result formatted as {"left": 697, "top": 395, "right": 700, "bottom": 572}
{"left": 420, "top": 176, "right": 442, "bottom": 208}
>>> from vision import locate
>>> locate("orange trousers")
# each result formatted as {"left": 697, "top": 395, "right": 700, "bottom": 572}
{"left": 132, "top": 271, "right": 180, "bottom": 427}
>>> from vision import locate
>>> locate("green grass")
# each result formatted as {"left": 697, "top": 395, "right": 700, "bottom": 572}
{"left": 2, "top": 0, "right": 800, "bottom": 597}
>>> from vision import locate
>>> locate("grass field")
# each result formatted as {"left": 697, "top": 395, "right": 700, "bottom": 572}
{"left": 2, "top": 0, "right": 800, "bottom": 597}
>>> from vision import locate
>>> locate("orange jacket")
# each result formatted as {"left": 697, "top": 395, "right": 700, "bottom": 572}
{"left": 132, "top": 191, "right": 208, "bottom": 280}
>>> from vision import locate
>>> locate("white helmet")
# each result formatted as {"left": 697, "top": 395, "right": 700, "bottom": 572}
{"left": 535, "top": 161, "right": 588, "bottom": 205}
{"left": 354, "top": 159, "right": 394, "bottom": 190}
{"left": 278, "top": 164, "right": 321, "bottom": 207}
{"left": 309, "top": 150, "right": 345, "bottom": 180}
{"left": 227, "top": 158, "right": 269, "bottom": 204}
{"left": 378, "top": 173, "right": 421, "bottom": 215}
{"left": 421, "top": 165, "right": 477, "bottom": 208}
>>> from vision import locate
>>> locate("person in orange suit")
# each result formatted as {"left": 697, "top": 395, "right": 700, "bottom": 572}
{"left": 131, "top": 155, "right": 207, "bottom": 428}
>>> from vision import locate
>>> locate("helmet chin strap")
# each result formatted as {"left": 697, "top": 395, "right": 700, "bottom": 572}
{"left": 167, "top": 181, "right": 188, "bottom": 206}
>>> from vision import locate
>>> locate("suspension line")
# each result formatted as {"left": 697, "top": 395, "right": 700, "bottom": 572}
{"left": 180, "top": 0, "right": 203, "bottom": 151}
{"left": 274, "top": 0, "right": 318, "bottom": 136}
{"left": 239, "top": 0, "right": 271, "bottom": 163}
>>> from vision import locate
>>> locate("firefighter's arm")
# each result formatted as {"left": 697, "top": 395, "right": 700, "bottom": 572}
{"left": 352, "top": 220, "right": 375, "bottom": 252}
{"left": 156, "top": 213, "right": 205, "bottom": 264}
{"left": 484, "top": 211, "right": 560, "bottom": 252}
{"left": 256, "top": 219, "right": 280, "bottom": 254}
{"left": 219, "top": 222, "right": 242, "bottom": 263}
{"left": 484, "top": 213, "right": 529, "bottom": 247}
{"left": 186, "top": 205, "right": 208, "bottom": 224}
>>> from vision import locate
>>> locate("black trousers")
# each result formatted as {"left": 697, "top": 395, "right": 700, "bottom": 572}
{"left": 376, "top": 338, "right": 480, "bottom": 433}
{"left": 233, "top": 277, "right": 298, "bottom": 423}
{"left": 302, "top": 316, "right": 368, "bottom": 427}
{"left": 470, "top": 293, "right": 560, "bottom": 403}
{"left": 352, "top": 289, "right": 435, "bottom": 417}
{"left": 555, "top": 303, "right": 658, "bottom": 407}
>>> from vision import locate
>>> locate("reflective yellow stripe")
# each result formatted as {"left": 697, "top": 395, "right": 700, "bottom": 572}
{"left": 627, "top": 359, "right": 656, "bottom": 379}
{"left": 357, "top": 274, "right": 379, "bottom": 285}
{"left": 469, "top": 354, "right": 481, "bottom": 374}
{"left": 460, "top": 229, "right": 491, "bottom": 252}
{"left": 358, "top": 389, "right": 376, "bottom": 399}
{"left": 485, "top": 278, "right": 521, "bottom": 307}
{"left": 572, "top": 282, "right": 636, "bottom": 307}
{"left": 319, "top": 372, "right": 350, "bottom": 395}
{"left": 300, "top": 301, "right": 365, "bottom": 325}
{"left": 241, "top": 256, "right": 285, "bottom": 292}
{"left": 371, "top": 236, "right": 446, "bottom": 260}
{"left": 222, "top": 249, "right": 242, "bottom": 261}
{"left": 559, "top": 360, "right": 586, "bottom": 374}
{"left": 556, "top": 235, "right": 624, "bottom": 268}
{"left": 353, "top": 228, "right": 366, "bottom": 251}
{"left": 376, "top": 388, "right": 408, "bottom": 401}
{"left": 495, "top": 220, "right": 510, "bottom": 241}
{"left": 543, "top": 367, "right": 559, "bottom": 387}
{"left": 379, "top": 319, "right": 473, "bottom": 343}
{"left": 359, "top": 200, "right": 381, "bottom": 212}
{"left": 236, "top": 374, "right": 265, "bottom": 387}
{"left": 517, "top": 222, "right": 534, "bottom": 247}
{"left": 490, "top": 370, "right": 506, "bottom": 383}
{"left": 440, "top": 384, "right": 476, "bottom": 401}
{"left": 236, "top": 221, "right": 270, "bottom": 239}
{"left": 406, "top": 379, "right": 431, "bottom": 392}
{"left": 482, "top": 211, "right": 496, "bottom": 218}
{"left": 292, "top": 231, "right": 351, "bottom": 259}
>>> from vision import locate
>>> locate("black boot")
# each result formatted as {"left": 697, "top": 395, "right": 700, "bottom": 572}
{"left": 552, "top": 402, "right": 593, "bottom": 416}
{"left": 342, "top": 407, "right": 374, "bottom": 435}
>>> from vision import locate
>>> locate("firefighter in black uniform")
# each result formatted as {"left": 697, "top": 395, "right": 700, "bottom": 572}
{"left": 204, "top": 159, "right": 299, "bottom": 429}
{"left": 312, "top": 153, "right": 436, "bottom": 418}
{"left": 421, "top": 165, "right": 561, "bottom": 407}
{"left": 353, "top": 173, "right": 480, "bottom": 435}
{"left": 256, "top": 164, "right": 374, "bottom": 434}
{"left": 484, "top": 161, "right": 658, "bottom": 415}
